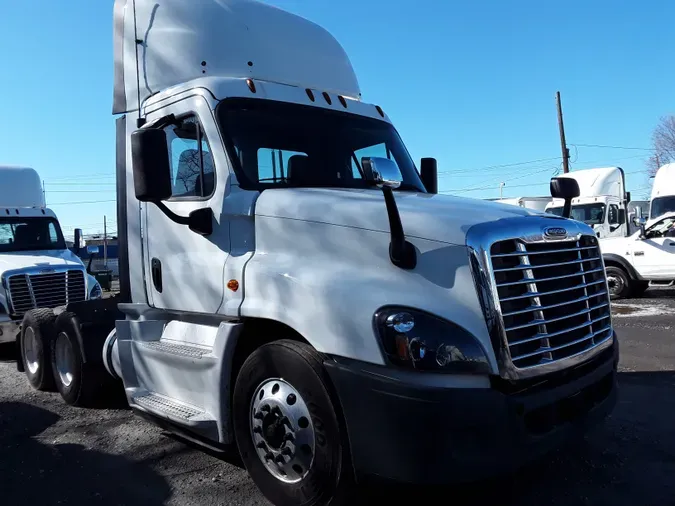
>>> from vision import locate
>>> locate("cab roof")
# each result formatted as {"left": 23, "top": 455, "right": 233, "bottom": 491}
{"left": 113, "top": 0, "right": 361, "bottom": 115}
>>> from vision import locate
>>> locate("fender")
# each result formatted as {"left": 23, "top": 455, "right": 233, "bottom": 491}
{"left": 65, "top": 297, "right": 124, "bottom": 364}
{"left": 603, "top": 253, "right": 642, "bottom": 280}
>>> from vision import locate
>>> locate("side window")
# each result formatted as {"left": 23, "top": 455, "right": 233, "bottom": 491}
{"left": 256, "top": 148, "right": 307, "bottom": 184}
{"left": 164, "top": 115, "right": 215, "bottom": 198}
{"left": 351, "top": 142, "right": 399, "bottom": 179}
{"left": 608, "top": 204, "right": 619, "bottom": 225}
{"left": 48, "top": 222, "right": 58, "bottom": 243}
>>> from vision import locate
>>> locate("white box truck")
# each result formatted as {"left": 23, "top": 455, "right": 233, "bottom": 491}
{"left": 13, "top": 1, "right": 619, "bottom": 504}
{"left": 0, "top": 166, "right": 102, "bottom": 356}
{"left": 545, "top": 167, "right": 630, "bottom": 239}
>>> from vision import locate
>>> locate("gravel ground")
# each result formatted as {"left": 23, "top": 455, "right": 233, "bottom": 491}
{"left": 1, "top": 289, "right": 674, "bottom": 506}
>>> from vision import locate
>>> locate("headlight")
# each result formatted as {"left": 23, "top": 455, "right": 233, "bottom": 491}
{"left": 89, "top": 282, "right": 102, "bottom": 300}
{"left": 374, "top": 307, "right": 490, "bottom": 374}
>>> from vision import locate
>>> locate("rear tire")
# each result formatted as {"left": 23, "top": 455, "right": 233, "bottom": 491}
{"left": 605, "top": 266, "right": 634, "bottom": 300}
{"left": 233, "top": 340, "right": 353, "bottom": 506}
{"left": 51, "top": 312, "right": 106, "bottom": 407}
{"left": 20, "top": 309, "right": 57, "bottom": 391}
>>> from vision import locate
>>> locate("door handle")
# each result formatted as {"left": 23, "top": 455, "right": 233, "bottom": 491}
{"left": 668, "top": 242, "right": 675, "bottom": 247}
{"left": 151, "top": 257, "right": 163, "bottom": 293}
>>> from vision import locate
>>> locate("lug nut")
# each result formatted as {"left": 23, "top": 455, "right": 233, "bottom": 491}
{"left": 271, "top": 406, "right": 282, "bottom": 416}
{"left": 278, "top": 416, "right": 291, "bottom": 427}
{"left": 253, "top": 426, "right": 262, "bottom": 434}
{"left": 281, "top": 447, "right": 293, "bottom": 456}
{"left": 253, "top": 411, "right": 264, "bottom": 420}
{"left": 275, "top": 454, "right": 285, "bottom": 464}
{"left": 256, "top": 441, "right": 267, "bottom": 450}
{"left": 283, "top": 432, "right": 295, "bottom": 442}
{"left": 261, "top": 404, "right": 270, "bottom": 413}
{"left": 264, "top": 452, "right": 274, "bottom": 461}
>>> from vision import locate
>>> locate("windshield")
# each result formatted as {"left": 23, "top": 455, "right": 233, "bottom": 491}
{"left": 216, "top": 98, "right": 425, "bottom": 192}
{"left": 0, "top": 217, "right": 66, "bottom": 253}
{"left": 650, "top": 196, "right": 675, "bottom": 220}
{"left": 546, "top": 203, "right": 606, "bottom": 224}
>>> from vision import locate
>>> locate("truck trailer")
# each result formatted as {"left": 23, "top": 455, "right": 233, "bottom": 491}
{"left": 12, "top": 1, "right": 619, "bottom": 504}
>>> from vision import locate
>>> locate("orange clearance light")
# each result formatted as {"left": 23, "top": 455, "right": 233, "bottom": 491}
{"left": 394, "top": 334, "right": 410, "bottom": 360}
{"left": 246, "top": 79, "right": 256, "bottom": 93}
{"left": 227, "top": 279, "right": 239, "bottom": 292}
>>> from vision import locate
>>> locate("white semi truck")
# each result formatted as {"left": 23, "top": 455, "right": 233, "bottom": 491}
{"left": 13, "top": 1, "right": 618, "bottom": 504}
{"left": 649, "top": 163, "right": 675, "bottom": 220}
{"left": 0, "top": 166, "right": 102, "bottom": 356}
{"left": 545, "top": 167, "right": 630, "bottom": 239}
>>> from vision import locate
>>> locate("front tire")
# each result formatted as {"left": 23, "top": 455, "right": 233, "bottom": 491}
{"left": 233, "top": 340, "right": 353, "bottom": 506}
{"left": 606, "top": 266, "right": 634, "bottom": 300}
{"left": 20, "top": 309, "right": 57, "bottom": 391}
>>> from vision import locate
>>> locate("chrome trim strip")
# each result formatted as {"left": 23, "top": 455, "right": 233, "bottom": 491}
{"left": 493, "top": 256, "right": 601, "bottom": 273}
{"left": 496, "top": 267, "right": 604, "bottom": 288}
{"left": 504, "top": 302, "right": 610, "bottom": 332}
{"left": 466, "top": 215, "right": 614, "bottom": 380}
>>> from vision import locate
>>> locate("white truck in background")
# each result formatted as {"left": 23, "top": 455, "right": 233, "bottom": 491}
{"left": 0, "top": 166, "right": 102, "bottom": 350}
{"left": 545, "top": 167, "right": 629, "bottom": 239}
{"left": 11, "top": 1, "right": 619, "bottom": 504}
{"left": 489, "top": 196, "right": 552, "bottom": 212}
{"left": 649, "top": 163, "right": 675, "bottom": 220}
{"left": 600, "top": 211, "right": 675, "bottom": 299}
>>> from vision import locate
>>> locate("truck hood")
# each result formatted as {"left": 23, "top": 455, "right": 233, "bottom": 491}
{"left": 255, "top": 188, "right": 554, "bottom": 245}
{"left": 0, "top": 249, "right": 84, "bottom": 275}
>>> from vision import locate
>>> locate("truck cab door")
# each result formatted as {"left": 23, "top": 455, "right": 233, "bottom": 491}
{"left": 141, "top": 96, "right": 230, "bottom": 313}
{"left": 630, "top": 216, "right": 675, "bottom": 279}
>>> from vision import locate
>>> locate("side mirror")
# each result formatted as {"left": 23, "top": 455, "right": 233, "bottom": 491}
{"left": 74, "top": 228, "right": 84, "bottom": 251}
{"left": 635, "top": 206, "right": 643, "bottom": 219}
{"left": 131, "top": 128, "right": 172, "bottom": 202}
{"left": 420, "top": 157, "right": 438, "bottom": 194}
{"left": 362, "top": 157, "right": 402, "bottom": 189}
{"left": 86, "top": 245, "right": 100, "bottom": 256}
{"left": 550, "top": 177, "right": 580, "bottom": 219}
{"left": 617, "top": 209, "right": 625, "bottom": 226}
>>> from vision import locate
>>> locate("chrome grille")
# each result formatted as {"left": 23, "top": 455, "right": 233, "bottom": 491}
{"left": 490, "top": 235, "right": 611, "bottom": 370}
{"left": 7, "top": 270, "right": 86, "bottom": 316}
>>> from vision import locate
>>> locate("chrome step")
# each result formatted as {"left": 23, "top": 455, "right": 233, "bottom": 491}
{"left": 131, "top": 390, "right": 215, "bottom": 430}
{"left": 138, "top": 340, "right": 211, "bottom": 358}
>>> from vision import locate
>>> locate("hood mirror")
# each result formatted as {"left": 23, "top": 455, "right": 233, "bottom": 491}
{"left": 362, "top": 157, "right": 416, "bottom": 270}
{"left": 86, "top": 245, "right": 100, "bottom": 256}
{"left": 550, "top": 177, "right": 580, "bottom": 219}
{"left": 362, "top": 157, "right": 402, "bottom": 189}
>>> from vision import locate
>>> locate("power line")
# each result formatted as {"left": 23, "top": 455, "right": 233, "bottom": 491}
{"left": 438, "top": 156, "right": 561, "bottom": 176}
{"left": 571, "top": 143, "right": 654, "bottom": 151}
{"left": 47, "top": 199, "right": 116, "bottom": 205}
{"left": 45, "top": 182, "right": 117, "bottom": 186}
{"left": 45, "top": 190, "right": 116, "bottom": 193}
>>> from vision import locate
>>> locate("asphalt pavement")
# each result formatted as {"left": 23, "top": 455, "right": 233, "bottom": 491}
{"left": 1, "top": 289, "right": 674, "bottom": 506}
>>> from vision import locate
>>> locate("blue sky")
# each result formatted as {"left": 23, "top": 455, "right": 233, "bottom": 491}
{"left": 1, "top": 0, "right": 673, "bottom": 238}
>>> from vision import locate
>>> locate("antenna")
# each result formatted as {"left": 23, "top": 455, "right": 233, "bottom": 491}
{"left": 133, "top": 0, "right": 145, "bottom": 128}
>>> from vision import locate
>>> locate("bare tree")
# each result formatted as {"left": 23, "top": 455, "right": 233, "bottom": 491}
{"left": 647, "top": 115, "right": 675, "bottom": 176}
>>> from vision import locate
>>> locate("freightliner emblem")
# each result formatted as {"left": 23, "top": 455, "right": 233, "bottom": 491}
{"left": 544, "top": 227, "right": 567, "bottom": 238}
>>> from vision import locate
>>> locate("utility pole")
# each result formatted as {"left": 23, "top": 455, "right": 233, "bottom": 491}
{"left": 556, "top": 91, "right": 570, "bottom": 173}
{"left": 499, "top": 182, "right": 505, "bottom": 199}
{"left": 103, "top": 215, "right": 108, "bottom": 268}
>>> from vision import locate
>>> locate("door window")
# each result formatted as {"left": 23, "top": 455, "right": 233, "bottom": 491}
{"left": 164, "top": 115, "right": 215, "bottom": 199}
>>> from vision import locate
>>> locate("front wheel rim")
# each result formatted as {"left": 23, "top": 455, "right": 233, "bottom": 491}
{"left": 23, "top": 327, "right": 40, "bottom": 375}
{"left": 250, "top": 378, "right": 315, "bottom": 484}
{"left": 54, "top": 332, "right": 75, "bottom": 388}
{"left": 607, "top": 274, "right": 624, "bottom": 296}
